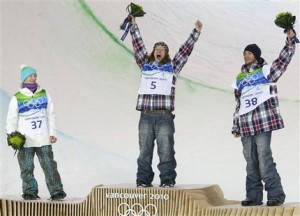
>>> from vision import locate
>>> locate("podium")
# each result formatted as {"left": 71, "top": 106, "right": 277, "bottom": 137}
{"left": 91, "top": 184, "right": 235, "bottom": 215}
{"left": 1, "top": 184, "right": 299, "bottom": 216}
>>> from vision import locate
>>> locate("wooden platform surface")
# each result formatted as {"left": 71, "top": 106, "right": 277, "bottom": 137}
{"left": 0, "top": 184, "right": 299, "bottom": 216}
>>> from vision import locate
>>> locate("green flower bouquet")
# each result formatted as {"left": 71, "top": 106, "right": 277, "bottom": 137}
{"left": 7, "top": 131, "right": 26, "bottom": 150}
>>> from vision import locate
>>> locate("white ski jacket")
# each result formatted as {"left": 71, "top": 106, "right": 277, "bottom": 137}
{"left": 6, "top": 87, "right": 57, "bottom": 148}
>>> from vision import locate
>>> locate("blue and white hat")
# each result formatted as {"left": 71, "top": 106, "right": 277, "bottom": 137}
{"left": 20, "top": 64, "right": 37, "bottom": 82}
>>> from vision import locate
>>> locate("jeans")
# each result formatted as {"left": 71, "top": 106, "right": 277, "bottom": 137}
{"left": 137, "top": 112, "right": 177, "bottom": 183}
{"left": 241, "top": 131, "right": 285, "bottom": 203}
{"left": 17, "top": 145, "right": 65, "bottom": 196}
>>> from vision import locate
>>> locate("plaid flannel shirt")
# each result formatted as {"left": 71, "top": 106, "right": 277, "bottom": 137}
{"left": 232, "top": 39, "right": 296, "bottom": 137}
{"left": 130, "top": 24, "right": 200, "bottom": 111}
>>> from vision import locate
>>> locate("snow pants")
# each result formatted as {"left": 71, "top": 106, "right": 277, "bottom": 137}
{"left": 17, "top": 145, "right": 64, "bottom": 196}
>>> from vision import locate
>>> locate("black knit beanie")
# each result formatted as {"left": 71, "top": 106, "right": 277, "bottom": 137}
{"left": 244, "top": 44, "right": 261, "bottom": 61}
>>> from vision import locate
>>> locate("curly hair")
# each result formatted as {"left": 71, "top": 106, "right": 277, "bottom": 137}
{"left": 148, "top": 42, "right": 171, "bottom": 64}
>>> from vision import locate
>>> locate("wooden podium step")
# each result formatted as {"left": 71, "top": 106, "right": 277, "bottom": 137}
{"left": 0, "top": 184, "right": 299, "bottom": 216}
{"left": 91, "top": 184, "right": 236, "bottom": 215}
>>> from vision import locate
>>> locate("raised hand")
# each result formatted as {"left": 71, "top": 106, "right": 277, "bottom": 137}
{"left": 195, "top": 20, "right": 203, "bottom": 32}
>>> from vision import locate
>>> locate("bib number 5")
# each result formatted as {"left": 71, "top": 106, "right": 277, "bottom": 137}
{"left": 150, "top": 81, "right": 157, "bottom": 89}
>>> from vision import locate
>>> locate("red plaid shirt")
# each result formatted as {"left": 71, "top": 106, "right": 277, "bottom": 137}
{"left": 130, "top": 24, "right": 200, "bottom": 111}
{"left": 232, "top": 39, "right": 296, "bottom": 137}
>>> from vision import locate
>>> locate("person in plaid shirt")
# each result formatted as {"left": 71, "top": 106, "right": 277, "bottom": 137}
{"left": 232, "top": 29, "right": 297, "bottom": 206}
{"left": 129, "top": 15, "right": 203, "bottom": 188}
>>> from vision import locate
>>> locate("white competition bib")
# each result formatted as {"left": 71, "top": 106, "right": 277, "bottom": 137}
{"left": 239, "top": 84, "right": 275, "bottom": 115}
{"left": 138, "top": 71, "right": 174, "bottom": 95}
{"left": 19, "top": 110, "right": 48, "bottom": 135}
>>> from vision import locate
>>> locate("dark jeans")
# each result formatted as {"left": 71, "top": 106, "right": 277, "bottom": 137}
{"left": 137, "top": 111, "right": 177, "bottom": 183}
{"left": 241, "top": 131, "right": 285, "bottom": 203}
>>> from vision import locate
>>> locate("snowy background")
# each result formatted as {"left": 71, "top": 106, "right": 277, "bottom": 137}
{"left": 0, "top": 0, "right": 299, "bottom": 203}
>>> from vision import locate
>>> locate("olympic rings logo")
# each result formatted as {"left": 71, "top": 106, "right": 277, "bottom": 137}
{"left": 117, "top": 203, "right": 158, "bottom": 216}
{"left": 22, "top": 97, "right": 45, "bottom": 109}
{"left": 240, "top": 73, "right": 259, "bottom": 87}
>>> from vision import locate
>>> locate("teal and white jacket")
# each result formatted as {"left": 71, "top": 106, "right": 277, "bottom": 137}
{"left": 6, "top": 86, "right": 56, "bottom": 148}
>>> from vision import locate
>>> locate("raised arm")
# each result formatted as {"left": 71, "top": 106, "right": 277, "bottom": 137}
{"left": 172, "top": 20, "right": 202, "bottom": 75}
{"left": 267, "top": 29, "right": 297, "bottom": 82}
{"left": 130, "top": 16, "right": 148, "bottom": 69}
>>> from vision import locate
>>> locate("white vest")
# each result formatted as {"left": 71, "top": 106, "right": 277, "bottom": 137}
{"left": 138, "top": 62, "right": 175, "bottom": 95}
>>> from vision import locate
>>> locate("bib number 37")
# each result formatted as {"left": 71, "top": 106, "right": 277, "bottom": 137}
{"left": 31, "top": 120, "right": 42, "bottom": 129}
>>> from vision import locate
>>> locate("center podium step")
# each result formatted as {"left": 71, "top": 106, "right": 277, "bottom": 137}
{"left": 91, "top": 184, "right": 235, "bottom": 216}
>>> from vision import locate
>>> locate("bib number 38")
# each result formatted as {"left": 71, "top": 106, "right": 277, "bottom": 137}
{"left": 245, "top": 97, "right": 257, "bottom": 108}
{"left": 239, "top": 84, "right": 274, "bottom": 115}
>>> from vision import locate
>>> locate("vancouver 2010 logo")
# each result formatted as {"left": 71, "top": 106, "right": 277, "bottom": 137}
{"left": 117, "top": 203, "right": 158, "bottom": 216}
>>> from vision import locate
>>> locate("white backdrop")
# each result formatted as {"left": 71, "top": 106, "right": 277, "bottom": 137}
{"left": 0, "top": 0, "right": 299, "bottom": 203}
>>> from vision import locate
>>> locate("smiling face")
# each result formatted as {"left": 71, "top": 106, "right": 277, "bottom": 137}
{"left": 24, "top": 74, "right": 37, "bottom": 84}
{"left": 148, "top": 42, "right": 171, "bottom": 64}
{"left": 154, "top": 45, "right": 167, "bottom": 63}
{"left": 243, "top": 51, "right": 257, "bottom": 67}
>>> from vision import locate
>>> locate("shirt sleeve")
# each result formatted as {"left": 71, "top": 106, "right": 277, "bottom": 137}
{"left": 130, "top": 24, "right": 148, "bottom": 69}
{"left": 231, "top": 89, "right": 241, "bottom": 134}
{"left": 6, "top": 96, "right": 19, "bottom": 134}
{"left": 172, "top": 29, "right": 201, "bottom": 75}
{"left": 46, "top": 93, "right": 57, "bottom": 137}
{"left": 267, "top": 39, "right": 296, "bottom": 83}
